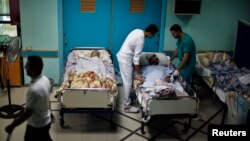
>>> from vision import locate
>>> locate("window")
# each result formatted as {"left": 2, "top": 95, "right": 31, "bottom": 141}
{"left": 0, "top": 0, "right": 10, "bottom": 22}
{"left": 80, "top": 0, "right": 96, "bottom": 12}
{"left": 130, "top": 0, "right": 144, "bottom": 13}
{"left": 0, "top": 0, "right": 19, "bottom": 37}
{"left": 0, "top": 24, "right": 17, "bottom": 36}
{"left": 0, "top": 0, "right": 9, "bottom": 15}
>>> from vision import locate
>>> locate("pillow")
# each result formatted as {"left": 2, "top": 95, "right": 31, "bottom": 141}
{"left": 206, "top": 52, "right": 231, "bottom": 63}
{"left": 204, "top": 76, "right": 214, "bottom": 87}
{"left": 211, "top": 52, "right": 219, "bottom": 63}
{"left": 221, "top": 52, "right": 231, "bottom": 62}
{"left": 139, "top": 52, "right": 170, "bottom": 66}
{"left": 198, "top": 55, "right": 210, "bottom": 68}
{"left": 73, "top": 50, "right": 112, "bottom": 63}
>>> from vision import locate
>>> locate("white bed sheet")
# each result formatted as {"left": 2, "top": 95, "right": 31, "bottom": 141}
{"left": 136, "top": 83, "right": 188, "bottom": 111}
{"left": 62, "top": 49, "right": 116, "bottom": 85}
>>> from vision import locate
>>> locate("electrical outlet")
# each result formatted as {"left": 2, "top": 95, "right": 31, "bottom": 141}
{"left": 26, "top": 46, "right": 32, "bottom": 51}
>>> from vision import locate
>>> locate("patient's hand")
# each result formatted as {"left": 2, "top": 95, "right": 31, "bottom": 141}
{"left": 135, "top": 75, "right": 145, "bottom": 84}
{"left": 137, "top": 75, "right": 144, "bottom": 80}
{"left": 164, "top": 76, "right": 171, "bottom": 83}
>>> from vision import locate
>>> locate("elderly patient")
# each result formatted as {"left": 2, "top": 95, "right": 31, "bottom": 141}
{"left": 76, "top": 50, "right": 106, "bottom": 77}
{"left": 136, "top": 54, "right": 173, "bottom": 87}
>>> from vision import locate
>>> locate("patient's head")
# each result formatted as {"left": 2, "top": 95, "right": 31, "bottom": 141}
{"left": 90, "top": 50, "right": 100, "bottom": 58}
{"left": 148, "top": 54, "right": 159, "bottom": 65}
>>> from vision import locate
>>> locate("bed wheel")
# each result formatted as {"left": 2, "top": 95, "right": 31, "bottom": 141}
{"left": 182, "top": 122, "right": 190, "bottom": 133}
{"left": 141, "top": 130, "right": 145, "bottom": 134}
{"left": 141, "top": 121, "right": 146, "bottom": 134}
{"left": 109, "top": 111, "right": 116, "bottom": 129}
{"left": 60, "top": 119, "right": 70, "bottom": 129}
{"left": 59, "top": 110, "right": 65, "bottom": 128}
{"left": 60, "top": 111, "right": 68, "bottom": 129}
{"left": 60, "top": 119, "right": 65, "bottom": 128}
{"left": 140, "top": 108, "right": 146, "bottom": 134}
{"left": 141, "top": 126, "right": 146, "bottom": 134}
{"left": 110, "top": 122, "right": 116, "bottom": 129}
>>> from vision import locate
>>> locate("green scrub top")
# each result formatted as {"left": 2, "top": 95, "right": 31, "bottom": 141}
{"left": 176, "top": 33, "right": 196, "bottom": 83}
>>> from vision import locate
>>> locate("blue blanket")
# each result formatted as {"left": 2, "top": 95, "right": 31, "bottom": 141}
{"left": 210, "top": 61, "right": 250, "bottom": 93}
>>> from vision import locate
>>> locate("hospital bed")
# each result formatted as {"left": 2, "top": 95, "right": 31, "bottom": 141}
{"left": 195, "top": 52, "right": 250, "bottom": 125}
{"left": 56, "top": 47, "right": 118, "bottom": 128}
{"left": 134, "top": 52, "right": 199, "bottom": 134}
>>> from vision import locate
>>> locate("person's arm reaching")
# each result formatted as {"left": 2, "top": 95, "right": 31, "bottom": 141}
{"left": 133, "top": 39, "right": 144, "bottom": 75}
{"left": 5, "top": 108, "right": 33, "bottom": 134}
{"left": 177, "top": 40, "right": 193, "bottom": 71}
{"left": 134, "top": 65, "right": 141, "bottom": 75}
{"left": 177, "top": 52, "right": 189, "bottom": 71}
{"left": 174, "top": 40, "right": 193, "bottom": 76}
{"left": 170, "top": 48, "right": 178, "bottom": 62}
{"left": 173, "top": 53, "right": 189, "bottom": 76}
{"left": 6, "top": 91, "right": 37, "bottom": 134}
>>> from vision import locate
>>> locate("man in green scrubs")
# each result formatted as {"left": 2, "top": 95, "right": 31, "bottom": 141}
{"left": 169, "top": 24, "right": 196, "bottom": 83}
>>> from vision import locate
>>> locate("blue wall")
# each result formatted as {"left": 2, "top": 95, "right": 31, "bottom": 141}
{"left": 59, "top": 0, "right": 165, "bottom": 69}
{"left": 63, "top": 0, "right": 111, "bottom": 58}
{"left": 111, "top": 0, "right": 164, "bottom": 68}
{"left": 19, "top": 0, "right": 250, "bottom": 84}
{"left": 164, "top": 0, "right": 250, "bottom": 51}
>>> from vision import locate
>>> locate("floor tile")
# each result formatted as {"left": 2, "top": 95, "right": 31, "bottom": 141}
{"left": 0, "top": 84, "right": 228, "bottom": 141}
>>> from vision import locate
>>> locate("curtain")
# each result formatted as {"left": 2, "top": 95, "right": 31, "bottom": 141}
{"left": 9, "top": 0, "right": 20, "bottom": 25}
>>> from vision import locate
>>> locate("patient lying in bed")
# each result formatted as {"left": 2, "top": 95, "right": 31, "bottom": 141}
{"left": 76, "top": 51, "right": 107, "bottom": 78}
{"left": 59, "top": 50, "right": 116, "bottom": 92}
{"left": 135, "top": 54, "right": 174, "bottom": 87}
{"left": 134, "top": 54, "right": 187, "bottom": 98}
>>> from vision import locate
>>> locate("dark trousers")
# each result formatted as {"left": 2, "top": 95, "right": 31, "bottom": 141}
{"left": 25, "top": 123, "right": 52, "bottom": 141}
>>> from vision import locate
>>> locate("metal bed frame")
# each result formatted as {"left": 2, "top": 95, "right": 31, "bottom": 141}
{"left": 132, "top": 52, "right": 200, "bottom": 135}
{"left": 136, "top": 83, "right": 199, "bottom": 135}
{"left": 57, "top": 47, "right": 118, "bottom": 128}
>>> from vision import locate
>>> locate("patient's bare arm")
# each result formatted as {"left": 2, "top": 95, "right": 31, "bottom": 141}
{"left": 177, "top": 53, "right": 189, "bottom": 71}
{"left": 134, "top": 65, "right": 141, "bottom": 74}
{"left": 170, "top": 48, "right": 178, "bottom": 62}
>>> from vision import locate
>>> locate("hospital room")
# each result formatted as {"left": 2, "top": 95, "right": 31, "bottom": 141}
{"left": 0, "top": 0, "right": 250, "bottom": 140}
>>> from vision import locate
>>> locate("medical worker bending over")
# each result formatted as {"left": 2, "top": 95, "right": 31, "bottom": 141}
{"left": 117, "top": 24, "right": 158, "bottom": 113}
{"left": 169, "top": 24, "right": 196, "bottom": 83}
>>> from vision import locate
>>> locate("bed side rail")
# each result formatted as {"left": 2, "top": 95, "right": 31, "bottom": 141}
{"left": 147, "top": 96, "right": 199, "bottom": 115}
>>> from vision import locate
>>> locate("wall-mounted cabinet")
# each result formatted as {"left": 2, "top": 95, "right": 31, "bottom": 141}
{"left": 1, "top": 56, "right": 23, "bottom": 87}
{"left": 174, "top": 0, "right": 201, "bottom": 15}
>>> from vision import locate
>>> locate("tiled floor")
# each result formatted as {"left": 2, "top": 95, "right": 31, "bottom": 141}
{"left": 0, "top": 81, "right": 225, "bottom": 141}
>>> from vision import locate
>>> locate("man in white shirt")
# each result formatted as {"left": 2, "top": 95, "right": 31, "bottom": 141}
{"left": 117, "top": 24, "right": 158, "bottom": 113}
{"left": 5, "top": 56, "right": 53, "bottom": 141}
